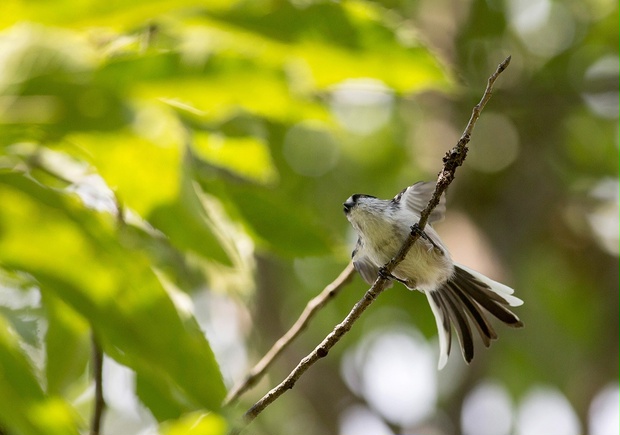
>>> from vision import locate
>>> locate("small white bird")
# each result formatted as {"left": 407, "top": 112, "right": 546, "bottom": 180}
{"left": 343, "top": 181, "right": 523, "bottom": 369}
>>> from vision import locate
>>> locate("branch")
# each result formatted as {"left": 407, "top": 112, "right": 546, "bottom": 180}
{"left": 242, "top": 272, "right": 393, "bottom": 424}
{"left": 386, "top": 55, "right": 512, "bottom": 266}
{"left": 90, "top": 334, "right": 106, "bottom": 435}
{"left": 88, "top": 193, "right": 120, "bottom": 434}
{"left": 224, "top": 262, "right": 356, "bottom": 405}
{"left": 241, "top": 56, "right": 511, "bottom": 427}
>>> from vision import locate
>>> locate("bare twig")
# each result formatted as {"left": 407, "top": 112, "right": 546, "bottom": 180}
{"left": 242, "top": 275, "right": 392, "bottom": 425}
{"left": 386, "top": 55, "right": 512, "bottom": 268}
{"left": 90, "top": 334, "right": 106, "bottom": 435}
{"left": 89, "top": 193, "right": 120, "bottom": 435}
{"left": 241, "top": 56, "right": 511, "bottom": 426}
{"left": 224, "top": 262, "right": 355, "bottom": 405}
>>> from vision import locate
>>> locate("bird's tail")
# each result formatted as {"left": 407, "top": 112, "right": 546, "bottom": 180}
{"left": 425, "top": 264, "right": 523, "bottom": 369}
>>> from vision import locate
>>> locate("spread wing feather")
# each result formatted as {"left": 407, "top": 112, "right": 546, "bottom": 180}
{"left": 392, "top": 181, "right": 446, "bottom": 224}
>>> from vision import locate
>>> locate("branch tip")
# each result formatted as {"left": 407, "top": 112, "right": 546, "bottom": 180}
{"left": 500, "top": 55, "right": 511, "bottom": 70}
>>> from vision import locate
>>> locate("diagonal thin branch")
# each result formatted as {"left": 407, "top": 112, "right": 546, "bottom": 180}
{"left": 386, "top": 55, "right": 512, "bottom": 267}
{"left": 242, "top": 275, "right": 392, "bottom": 425}
{"left": 224, "top": 262, "right": 356, "bottom": 405}
{"left": 240, "top": 55, "right": 511, "bottom": 427}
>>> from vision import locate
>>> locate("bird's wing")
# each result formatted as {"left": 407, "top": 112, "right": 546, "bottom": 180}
{"left": 353, "top": 256, "right": 395, "bottom": 289}
{"left": 393, "top": 181, "right": 446, "bottom": 223}
{"left": 353, "top": 255, "right": 380, "bottom": 285}
{"left": 352, "top": 240, "right": 393, "bottom": 288}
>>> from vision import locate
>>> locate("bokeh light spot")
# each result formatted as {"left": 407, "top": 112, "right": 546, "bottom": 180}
{"left": 589, "top": 383, "right": 620, "bottom": 435}
{"left": 467, "top": 112, "right": 520, "bottom": 173}
{"left": 283, "top": 121, "right": 339, "bottom": 177}
{"left": 516, "top": 386, "right": 581, "bottom": 435}
{"left": 329, "top": 79, "right": 394, "bottom": 135}
{"left": 582, "top": 55, "right": 619, "bottom": 119}
{"left": 339, "top": 405, "right": 394, "bottom": 435}
{"left": 342, "top": 327, "right": 437, "bottom": 427}
{"left": 587, "top": 178, "right": 619, "bottom": 256}
{"left": 461, "top": 381, "right": 513, "bottom": 435}
{"left": 507, "top": 0, "right": 576, "bottom": 58}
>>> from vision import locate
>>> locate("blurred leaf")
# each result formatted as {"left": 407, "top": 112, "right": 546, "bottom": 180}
{"left": 563, "top": 111, "right": 618, "bottom": 178}
{"left": 94, "top": 52, "right": 185, "bottom": 87}
{"left": 0, "top": 171, "right": 226, "bottom": 416}
{"left": 136, "top": 372, "right": 187, "bottom": 422}
{"left": 206, "top": 183, "right": 333, "bottom": 256}
{"left": 0, "top": 307, "right": 40, "bottom": 346}
{"left": 0, "top": 25, "right": 129, "bottom": 142}
{"left": 0, "top": 0, "right": 236, "bottom": 29}
{"left": 149, "top": 198, "right": 233, "bottom": 266}
{"left": 43, "top": 294, "right": 90, "bottom": 396}
{"left": 0, "top": 273, "right": 42, "bottom": 348}
{"left": 160, "top": 411, "right": 227, "bottom": 435}
{"left": 66, "top": 129, "right": 182, "bottom": 217}
{"left": 0, "top": 172, "right": 117, "bottom": 295}
{"left": 129, "top": 54, "right": 330, "bottom": 123}
{"left": 193, "top": 187, "right": 258, "bottom": 295}
{"left": 204, "top": 0, "right": 451, "bottom": 92}
{"left": 147, "top": 161, "right": 241, "bottom": 268}
{"left": 295, "top": 40, "right": 448, "bottom": 92}
{"left": 192, "top": 132, "right": 278, "bottom": 185}
{"left": 0, "top": 316, "right": 81, "bottom": 435}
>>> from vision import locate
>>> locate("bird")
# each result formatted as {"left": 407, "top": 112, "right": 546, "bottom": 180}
{"left": 343, "top": 181, "right": 523, "bottom": 369}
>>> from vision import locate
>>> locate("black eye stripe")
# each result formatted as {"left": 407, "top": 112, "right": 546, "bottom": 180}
{"left": 344, "top": 194, "right": 376, "bottom": 213}
{"left": 351, "top": 194, "right": 376, "bottom": 202}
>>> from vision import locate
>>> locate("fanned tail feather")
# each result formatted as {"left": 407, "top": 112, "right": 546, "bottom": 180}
{"left": 428, "top": 265, "right": 523, "bottom": 369}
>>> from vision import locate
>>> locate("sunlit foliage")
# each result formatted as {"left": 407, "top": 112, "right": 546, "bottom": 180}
{"left": 0, "top": 0, "right": 617, "bottom": 434}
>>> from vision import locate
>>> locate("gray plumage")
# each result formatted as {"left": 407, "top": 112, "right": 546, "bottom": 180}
{"left": 343, "top": 181, "right": 523, "bottom": 369}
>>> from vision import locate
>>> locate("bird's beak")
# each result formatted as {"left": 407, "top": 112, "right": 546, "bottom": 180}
{"left": 343, "top": 199, "right": 354, "bottom": 214}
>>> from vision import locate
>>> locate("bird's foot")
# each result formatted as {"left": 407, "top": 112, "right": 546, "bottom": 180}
{"left": 378, "top": 266, "right": 408, "bottom": 285}
{"left": 410, "top": 223, "right": 444, "bottom": 256}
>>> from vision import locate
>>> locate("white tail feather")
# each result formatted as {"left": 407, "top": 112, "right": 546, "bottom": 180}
{"left": 455, "top": 263, "right": 523, "bottom": 307}
{"left": 425, "top": 291, "right": 450, "bottom": 370}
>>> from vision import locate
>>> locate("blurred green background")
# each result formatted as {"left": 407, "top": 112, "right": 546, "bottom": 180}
{"left": 0, "top": 1, "right": 617, "bottom": 435}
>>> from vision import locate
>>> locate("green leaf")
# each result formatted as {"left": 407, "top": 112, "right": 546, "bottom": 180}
{"left": 0, "top": 25, "right": 129, "bottom": 142}
{"left": 129, "top": 54, "right": 330, "bottom": 123}
{"left": 0, "top": 272, "right": 42, "bottom": 348}
{"left": 204, "top": 0, "right": 452, "bottom": 92}
{"left": 148, "top": 196, "right": 234, "bottom": 267}
{"left": 66, "top": 129, "right": 182, "bottom": 217}
{"left": 191, "top": 132, "right": 278, "bottom": 185}
{"left": 295, "top": 40, "right": 450, "bottom": 92}
{"left": 0, "top": 315, "right": 81, "bottom": 435}
{"left": 205, "top": 183, "right": 334, "bottom": 256}
{"left": 160, "top": 411, "right": 227, "bottom": 435}
{"left": 43, "top": 294, "right": 90, "bottom": 396}
{"left": 0, "top": 0, "right": 235, "bottom": 29}
{"left": 0, "top": 171, "right": 226, "bottom": 416}
{"left": 136, "top": 372, "right": 187, "bottom": 422}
